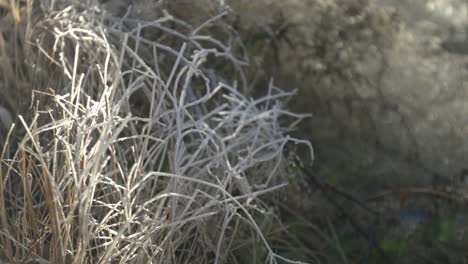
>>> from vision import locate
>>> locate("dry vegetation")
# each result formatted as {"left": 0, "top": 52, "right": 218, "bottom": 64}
{"left": 0, "top": 0, "right": 313, "bottom": 263}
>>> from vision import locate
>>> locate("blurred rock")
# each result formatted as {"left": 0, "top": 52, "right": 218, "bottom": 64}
{"left": 228, "top": 0, "right": 468, "bottom": 184}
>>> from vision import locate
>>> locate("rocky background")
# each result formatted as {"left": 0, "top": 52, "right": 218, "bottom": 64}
{"left": 225, "top": 0, "right": 468, "bottom": 191}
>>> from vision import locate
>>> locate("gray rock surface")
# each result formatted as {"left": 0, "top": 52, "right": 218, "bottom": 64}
{"left": 265, "top": 0, "right": 468, "bottom": 184}
{"left": 363, "top": 0, "right": 468, "bottom": 176}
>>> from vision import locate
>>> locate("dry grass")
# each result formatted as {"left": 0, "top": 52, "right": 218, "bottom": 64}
{"left": 0, "top": 1, "right": 313, "bottom": 263}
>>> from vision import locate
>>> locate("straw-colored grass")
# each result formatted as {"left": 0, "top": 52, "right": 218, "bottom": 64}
{"left": 0, "top": 1, "right": 313, "bottom": 263}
